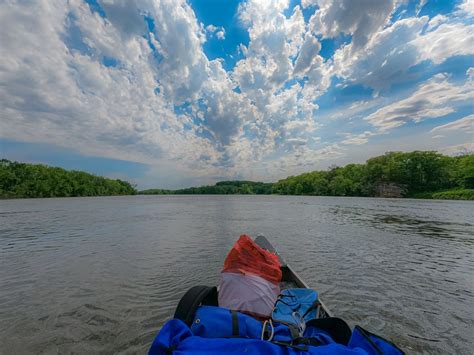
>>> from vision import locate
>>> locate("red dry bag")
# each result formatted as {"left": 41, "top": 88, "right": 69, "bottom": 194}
{"left": 219, "top": 235, "right": 282, "bottom": 318}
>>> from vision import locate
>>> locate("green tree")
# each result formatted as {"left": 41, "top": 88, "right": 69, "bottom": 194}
{"left": 455, "top": 154, "right": 474, "bottom": 188}
{"left": 0, "top": 159, "right": 136, "bottom": 198}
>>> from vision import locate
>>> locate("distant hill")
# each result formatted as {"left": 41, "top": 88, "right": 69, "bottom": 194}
{"left": 0, "top": 159, "right": 136, "bottom": 198}
{"left": 140, "top": 151, "right": 474, "bottom": 200}
{"left": 140, "top": 180, "right": 273, "bottom": 195}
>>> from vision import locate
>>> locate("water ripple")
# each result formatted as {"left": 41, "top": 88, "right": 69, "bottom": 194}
{"left": 0, "top": 196, "right": 472, "bottom": 354}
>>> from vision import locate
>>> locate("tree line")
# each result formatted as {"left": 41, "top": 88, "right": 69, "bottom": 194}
{"left": 272, "top": 151, "right": 473, "bottom": 198}
{"left": 2, "top": 151, "right": 473, "bottom": 199}
{"left": 140, "top": 181, "right": 274, "bottom": 195}
{"left": 141, "top": 151, "right": 474, "bottom": 200}
{"left": 0, "top": 159, "right": 136, "bottom": 198}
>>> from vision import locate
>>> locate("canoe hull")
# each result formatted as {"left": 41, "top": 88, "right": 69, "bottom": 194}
{"left": 254, "top": 235, "right": 332, "bottom": 318}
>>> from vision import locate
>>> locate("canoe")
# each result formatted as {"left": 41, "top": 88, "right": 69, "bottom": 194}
{"left": 171, "top": 235, "right": 332, "bottom": 328}
{"left": 254, "top": 235, "right": 332, "bottom": 319}
{"left": 150, "top": 236, "right": 405, "bottom": 354}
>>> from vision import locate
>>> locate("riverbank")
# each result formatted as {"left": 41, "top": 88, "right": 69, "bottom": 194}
{"left": 140, "top": 151, "right": 474, "bottom": 200}
{"left": 2, "top": 151, "right": 473, "bottom": 200}
{"left": 137, "top": 190, "right": 474, "bottom": 200}
{"left": 410, "top": 188, "right": 474, "bottom": 200}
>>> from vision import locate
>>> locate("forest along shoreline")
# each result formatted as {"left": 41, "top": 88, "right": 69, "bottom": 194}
{"left": 1, "top": 151, "right": 473, "bottom": 200}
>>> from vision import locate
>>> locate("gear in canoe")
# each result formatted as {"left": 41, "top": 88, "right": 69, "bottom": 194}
{"left": 149, "top": 235, "right": 404, "bottom": 354}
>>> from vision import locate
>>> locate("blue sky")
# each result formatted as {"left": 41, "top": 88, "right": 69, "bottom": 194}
{"left": 1, "top": 0, "right": 473, "bottom": 189}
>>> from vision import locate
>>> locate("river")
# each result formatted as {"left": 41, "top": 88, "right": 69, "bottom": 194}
{"left": 0, "top": 195, "right": 473, "bottom": 354}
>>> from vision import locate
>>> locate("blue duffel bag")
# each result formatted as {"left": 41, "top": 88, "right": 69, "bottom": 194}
{"left": 148, "top": 286, "right": 404, "bottom": 355}
{"left": 149, "top": 307, "right": 404, "bottom": 354}
{"left": 272, "top": 289, "right": 319, "bottom": 330}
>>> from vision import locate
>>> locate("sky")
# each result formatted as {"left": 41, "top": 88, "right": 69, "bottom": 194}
{"left": 0, "top": 0, "right": 473, "bottom": 189}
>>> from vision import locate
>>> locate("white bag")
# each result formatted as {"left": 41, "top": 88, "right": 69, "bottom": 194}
{"left": 218, "top": 272, "right": 280, "bottom": 318}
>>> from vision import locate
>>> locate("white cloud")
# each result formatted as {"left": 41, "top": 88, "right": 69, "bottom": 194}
{"left": 0, "top": 0, "right": 217, "bottom": 170}
{"left": 206, "top": 24, "right": 218, "bottom": 32}
{"left": 261, "top": 143, "right": 345, "bottom": 178}
{"left": 293, "top": 34, "right": 321, "bottom": 74}
{"left": 99, "top": 0, "right": 147, "bottom": 38}
{"left": 332, "top": 14, "right": 474, "bottom": 91}
{"left": 224, "top": 0, "right": 327, "bottom": 165}
{"left": 439, "top": 143, "right": 474, "bottom": 156}
{"left": 430, "top": 114, "right": 474, "bottom": 134}
{"left": 216, "top": 30, "right": 225, "bottom": 40}
{"left": 416, "top": 0, "right": 428, "bottom": 16}
{"left": 426, "top": 14, "right": 447, "bottom": 31}
{"left": 332, "top": 16, "right": 426, "bottom": 91}
{"left": 1, "top": 0, "right": 473, "bottom": 186}
{"left": 196, "top": 59, "right": 254, "bottom": 146}
{"left": 148, "top": 0, "right": 209, "bottom": 103}
{"left": 206, "top": 24, "right": 226, "bottom": 40}
{"left": 306, "top": 0, "right": 396, "bottom": 50}
{"left": 456, "top": 0, "right": 474, "bottom": 17}
{"left": 413, "top": 22, "right": 474, "bottom": 64}
{"left": 365, "top": 73, "right": 474, "bottom": 132}
{"left": 234, "top": 1, "right": 307, "bottom": 94}
{"left": 0, "top": 0, "right": 334, "bottom": 181}
{"left": 341, "top": 131, "right": 376, "bottom": 145}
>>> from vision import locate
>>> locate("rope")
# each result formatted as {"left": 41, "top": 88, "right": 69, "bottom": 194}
{"left": 261, "top": 318, "right": 275, "bottom": 341}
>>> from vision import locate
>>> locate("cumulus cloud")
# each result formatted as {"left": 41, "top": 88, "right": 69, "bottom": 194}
{"left": 0, "top": 0, "right": 333, "bottom": 180}
{"left": 0, "top": 0, "right": 215, "bottom": 168}
{"left": 216, "top": 30, "right": 225, "bottom": 40}
{"left": 426, "top": 14, "right": 447, "bottom": 31}
{"left": 234, "top": 1, "right": 307, "bottom": 93}
{"left": 196, "top": 60, "right": 254, "bottom": 147}
{"left": 206, "top": 24, "right": 225, "bottom": 40}
{"left": 206, "top": 24, "right": 218, "bottom": 32}
{"left": 1, "top": 0, "right": 473, "bottom": 185}
{"left": 306, "top": 0, "right": 396, "bottom": 50}
{"left": 149, "top": 0, "right": 209, "bottom": 103}
{"left": 456, "top": 0, "right": 474, "bottom": 17}
{"left": 231, "top": 0, "right": 328, "bottom": 159}
{"left": 293, "top": 34, "right": 321, "bottom": 74}
{"left": 99, "top": 0, "right": 147, "bottom": 37}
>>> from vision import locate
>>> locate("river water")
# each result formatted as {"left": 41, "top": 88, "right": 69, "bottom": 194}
{"left": 0, "top": 196, "right": 472, "bottom": 354}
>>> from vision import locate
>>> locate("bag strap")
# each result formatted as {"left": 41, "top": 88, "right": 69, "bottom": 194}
{"left": 271, "top": 340, "right": 309, "bottom": 351}
{"left": 231, "top": 310, "right": 239, "bottom": 337}
{"left": 173, "top": 285, "right": 218, "bottom": 326}
{"left": 301, "top": 300, "right": 320, "bottom": 319}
